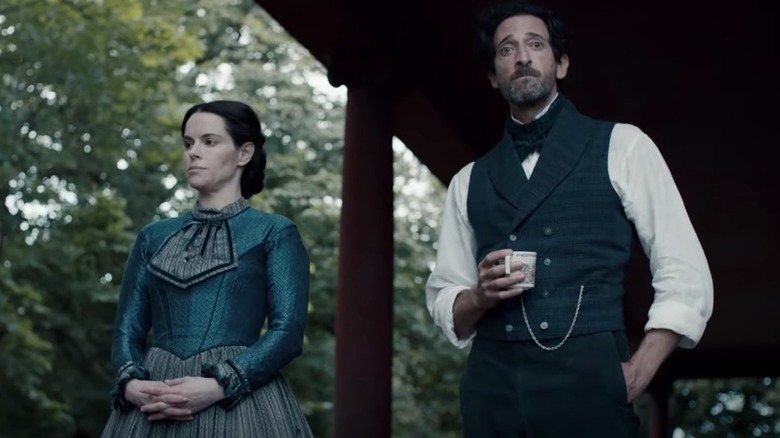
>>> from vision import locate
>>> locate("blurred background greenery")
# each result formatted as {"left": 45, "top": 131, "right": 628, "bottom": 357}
{"left": 0, "top": 1, "right": 777, "bottom": 436}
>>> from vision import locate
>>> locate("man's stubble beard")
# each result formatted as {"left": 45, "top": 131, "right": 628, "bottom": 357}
{"left": 501, "top": 75, "right": 556, "bottom": 107}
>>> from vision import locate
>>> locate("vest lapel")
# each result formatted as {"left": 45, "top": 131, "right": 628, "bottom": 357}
{"left": 486, "top": 100, "right": 597, "bottom": 234}
{"left": 485, "top": 128, "right": 528, "bottom": 209}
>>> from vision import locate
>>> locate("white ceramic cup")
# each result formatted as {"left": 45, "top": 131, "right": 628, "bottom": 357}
{"left": 499, "top": 251, "right": 537, "bottom": 289}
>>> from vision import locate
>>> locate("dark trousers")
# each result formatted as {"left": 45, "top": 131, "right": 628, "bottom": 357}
{"left": 460, "top": 331, "right": 640, "bottom": 438}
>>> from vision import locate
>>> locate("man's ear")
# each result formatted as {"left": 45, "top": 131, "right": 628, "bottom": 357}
{"left": 238, "top": 142, "right": 255, "bottom": 166}
{"left": 488, "top": 72, "right": 499, "bottom": 89}
{"left": 556, "top": 54, "right": 569, "bottom": 80}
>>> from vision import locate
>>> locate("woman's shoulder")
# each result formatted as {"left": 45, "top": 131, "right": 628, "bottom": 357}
{"left": 137, "top": 213, "right": 193, "bottom": 239}
{"left": 232, "top": 209, "right": 301, "bottom": 250}
{"left": 240, "top": 208, "right": 295, "bottom": 230}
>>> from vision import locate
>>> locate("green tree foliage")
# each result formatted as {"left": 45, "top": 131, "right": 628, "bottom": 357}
{"left": 671, "top": 378, "right": 780, "bottom": 437}
{"left": 1, "top": 0, "right": 200, "bottom": 435}
{"left": 391, "top": 144, "right": 467, "bottom": 437}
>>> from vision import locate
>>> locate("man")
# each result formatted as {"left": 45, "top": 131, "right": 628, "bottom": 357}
{"left": 425, "top": 1, "right": 713, "bottom": 436}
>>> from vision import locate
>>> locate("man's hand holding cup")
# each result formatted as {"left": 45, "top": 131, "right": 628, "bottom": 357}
{"left": 471, "top": 249, "right": 537, "bottom": 310}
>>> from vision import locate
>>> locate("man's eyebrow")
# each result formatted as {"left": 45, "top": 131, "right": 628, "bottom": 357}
{"left": 497, "top": 35, "right": 517, "bottom": 46}
{"left": 497, "top": 31, "right": 548, "bottom": 47}
{"left": 525, "top": 32, "right": 548, "bottom": 41}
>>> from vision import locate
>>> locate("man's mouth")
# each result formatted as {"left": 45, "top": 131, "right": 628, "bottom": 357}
{"left": 512, "top": 68, "right": 539, "bottom": 80}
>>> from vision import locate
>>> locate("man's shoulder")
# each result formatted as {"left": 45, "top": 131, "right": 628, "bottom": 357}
{"left": 449, "top": 162, "right": 475, "bottom": 187}
{"left": 454, "top": 161, "right": 475, "bottom": 176}
{"left": 572, "top": 110, "right": 649, "bottom": 143}
{"left": 611, "top": 122, "right": 645, "bottom": 135}
{"left": 609, "top": 122, "right": 652, "bottom": 144}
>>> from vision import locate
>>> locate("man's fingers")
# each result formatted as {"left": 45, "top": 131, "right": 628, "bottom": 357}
{"left": 485, "top": 272, "right": 526, "bottom": 290}
{"left": 479, "top": 262, "right": 517, "bottom": 283}
{"left": 479, "top": 249, "right": 514, "bottom": 270}
{"left": 494, "top": 288, "right": 524, "bottom": 300}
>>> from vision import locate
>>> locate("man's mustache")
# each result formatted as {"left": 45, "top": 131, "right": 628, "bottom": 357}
{"left": 511, "top": 67, "right": 540, "bottom": 80}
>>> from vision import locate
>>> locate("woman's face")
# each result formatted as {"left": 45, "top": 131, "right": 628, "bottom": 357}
{"left": 182, "top": 112, "right": 252, "bottom": 196}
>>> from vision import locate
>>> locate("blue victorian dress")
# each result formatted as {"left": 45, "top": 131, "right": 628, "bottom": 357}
{"left": 101, "top": 198, "right": 312, "bottom": 437}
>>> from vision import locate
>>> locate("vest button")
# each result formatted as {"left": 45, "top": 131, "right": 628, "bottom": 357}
{"left": 544, "top": 227, "right": 552, "bottom": 236}
{"left": 509, "top": 234, "right": 517, "bottom": 241}
{"left": 542, "top": 290, "right": 550, "bottom": 298}
{"left": 543, "top": 258, "right": 551, "bottom": 266}
{"left": 505, "top": 324, "right": 514, "bottom": 332}
{"left": 540, "top": 321, "right": 549, "bottom": 330}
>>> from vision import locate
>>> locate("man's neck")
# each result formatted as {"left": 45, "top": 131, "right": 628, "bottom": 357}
{"left": 510, "top": 93, "right": 559, "bottom": 124}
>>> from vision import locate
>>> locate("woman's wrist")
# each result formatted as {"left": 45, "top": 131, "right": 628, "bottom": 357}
{"left": 124, "top": 379, "right": 141, "bottom": 405}
{"left": 208, "top": 377, "right": 227, "bottom": 402}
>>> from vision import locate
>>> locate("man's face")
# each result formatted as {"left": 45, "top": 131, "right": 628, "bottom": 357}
{"left": 489, "top": 14, "right": 569, "bottom": 107}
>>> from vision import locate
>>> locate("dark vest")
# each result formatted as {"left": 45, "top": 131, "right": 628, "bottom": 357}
{"left": 467, "top": 99, "right": 634, "bottom": 342}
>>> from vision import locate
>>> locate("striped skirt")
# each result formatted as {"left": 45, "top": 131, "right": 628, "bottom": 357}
{"left": 100, "top": 346, "right": 312, "bottom": 438}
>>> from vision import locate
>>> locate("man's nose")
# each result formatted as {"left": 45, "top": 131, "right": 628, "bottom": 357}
{"left": 515, "top": 48, "right": 531, "bottom": 65}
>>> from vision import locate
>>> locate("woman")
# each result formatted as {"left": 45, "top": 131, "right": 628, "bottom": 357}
{"left": 101, "top": 100, "right": 312, "bottom": 437}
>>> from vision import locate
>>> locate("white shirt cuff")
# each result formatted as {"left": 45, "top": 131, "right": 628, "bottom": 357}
{"left": 644, "top": 301, "right": 708, "bottom": 349}
{"left": 433, "top": 286, "right": 475, "bottom": 349}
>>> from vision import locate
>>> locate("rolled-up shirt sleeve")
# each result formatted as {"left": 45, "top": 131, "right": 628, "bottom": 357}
{"left": 609, "top": 124, "right": 714, "bottom": 348}
{"left": 426, "top": 163, "right": 479, "bottom": 349}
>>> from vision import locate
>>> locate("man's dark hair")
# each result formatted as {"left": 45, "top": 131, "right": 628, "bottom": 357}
{"left": 477, "top": 1, "right": 570, "bottom": 73}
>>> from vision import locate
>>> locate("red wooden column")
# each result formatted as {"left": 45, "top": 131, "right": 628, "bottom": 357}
{"left": 333, "top": 82, "right": 394, "bottom": 437}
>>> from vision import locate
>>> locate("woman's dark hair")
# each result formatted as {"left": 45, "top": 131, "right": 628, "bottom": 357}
{"left": 477, "top": 1, "right": 569, "bottom": 74}
{"left": 181, "top": 100, "right": 267, "bottom": 198}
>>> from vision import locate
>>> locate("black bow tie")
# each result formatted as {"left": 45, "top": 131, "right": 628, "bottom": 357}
{"left": 507, "top": 121, "right": 548, "bottom": 162}
{"left": 504, "top": 95, "right": 566, "bottom": 162}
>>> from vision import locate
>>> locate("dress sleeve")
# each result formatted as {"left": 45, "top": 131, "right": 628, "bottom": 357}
{"left": 202, "top": 224, "right": 310, "bottom": 410}
{"left": 109, "top": 230, "right": 152, "bottom": 411}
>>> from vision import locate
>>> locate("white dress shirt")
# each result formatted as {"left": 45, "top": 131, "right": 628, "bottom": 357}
{"left": 425, "top": 97, "right": 714, "bottom": 350}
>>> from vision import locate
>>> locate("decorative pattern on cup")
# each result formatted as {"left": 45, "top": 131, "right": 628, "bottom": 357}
{"left": 505, "top": 251, "right": 536, "bottom": 289}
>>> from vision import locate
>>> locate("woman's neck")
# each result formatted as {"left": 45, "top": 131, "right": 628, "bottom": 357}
{"left": 197, "top": 189, "right": 243, "bottom": 210}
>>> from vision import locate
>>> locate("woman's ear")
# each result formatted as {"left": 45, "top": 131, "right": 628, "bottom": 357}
{"left": 238, "top": 142, "right": 255, "bottom": 167}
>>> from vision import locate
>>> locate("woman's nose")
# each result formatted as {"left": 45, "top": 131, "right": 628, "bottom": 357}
{"left": 188, "top": 143, "right": 202, "bottom": 159}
